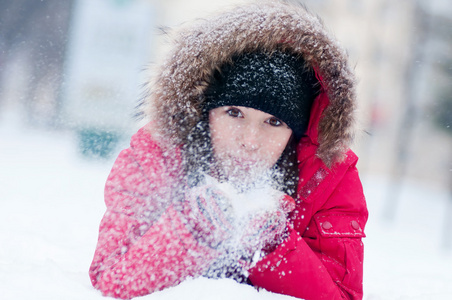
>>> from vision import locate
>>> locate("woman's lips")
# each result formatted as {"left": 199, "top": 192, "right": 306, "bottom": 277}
{"left": 227, "top": 157, "right": 267, "bottom": 174}
{"left": 230, "top": 157, "right": 259, "bottom": 167}
{"left": 215, "top": 153, "right": 268, "bottom": 177}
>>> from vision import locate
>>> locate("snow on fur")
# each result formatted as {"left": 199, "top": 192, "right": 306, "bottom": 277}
{"left": 142, "top": 1, "right": 357, "bottom": 167}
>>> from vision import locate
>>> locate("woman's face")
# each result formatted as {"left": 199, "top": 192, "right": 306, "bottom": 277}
{"left": 209, "top": 106, "right": 293, "bottom": 181}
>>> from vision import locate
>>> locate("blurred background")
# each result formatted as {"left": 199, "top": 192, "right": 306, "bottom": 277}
{"left": 2, "top": 0, "right": 452, "bottom": 184}
{"left": 1, "top": 0, "right": 452, "bottom": 299}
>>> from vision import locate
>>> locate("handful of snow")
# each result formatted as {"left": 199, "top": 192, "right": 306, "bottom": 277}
{"left": 204, "top": 175, "right": 284, "bottom": 218}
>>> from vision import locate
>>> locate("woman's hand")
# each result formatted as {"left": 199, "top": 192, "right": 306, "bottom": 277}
{"left": 178, "top": 176, "right": 296, "bottom": 258}
{"left": 180, "top": 185, "right": 236, "bottom": 249}
{"left": 232, "top": 194, "right": 296, "bottom": 259}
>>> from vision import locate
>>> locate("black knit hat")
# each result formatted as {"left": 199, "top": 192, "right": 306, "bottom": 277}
{"left": 204, "top": 50, "right": 320, "bottom": 139}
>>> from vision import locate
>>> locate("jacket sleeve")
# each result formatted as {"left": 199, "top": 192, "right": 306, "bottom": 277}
{"left": 248, "top": 153, "right": 367, "bottom": 300}
{"left": 90, "top": 205, "right": 218, "bottom": 299}
{"left": 89, "top": 130, "right": 219, "bottom": 299}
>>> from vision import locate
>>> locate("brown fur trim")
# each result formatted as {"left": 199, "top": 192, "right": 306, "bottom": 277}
{"left": 142, "top": 1, "right": 357, "bottom": 167}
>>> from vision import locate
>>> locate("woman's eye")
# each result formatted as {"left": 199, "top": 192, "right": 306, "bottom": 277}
{"left": 227, "top": 108, "right": 243, "bottom": 118}
{"left": 267, "top": 117, "right": 282, "bottom": 127}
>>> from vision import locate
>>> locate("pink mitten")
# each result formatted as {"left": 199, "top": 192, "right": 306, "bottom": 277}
{"left": 181, "top": 185, "right": 235, "bottom": 249}
{"left": 236, "top": 194, "right": 296, "bottom": 257}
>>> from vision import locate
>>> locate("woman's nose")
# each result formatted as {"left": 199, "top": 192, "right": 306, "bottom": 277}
{"left": 240, "top": 126, "right": 261, "bottom": 151}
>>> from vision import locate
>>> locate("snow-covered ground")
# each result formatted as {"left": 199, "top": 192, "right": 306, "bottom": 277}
{"left": 1, "top": 110, "right": 452, "bottom": 300}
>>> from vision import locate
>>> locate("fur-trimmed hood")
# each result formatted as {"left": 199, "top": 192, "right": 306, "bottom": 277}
{"left": 142, "top": 1, "right": 357, "bottom": 167}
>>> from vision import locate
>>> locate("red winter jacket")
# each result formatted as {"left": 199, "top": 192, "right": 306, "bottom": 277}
{"left": 89, "top": 92, "right": 368, "bottom": 300}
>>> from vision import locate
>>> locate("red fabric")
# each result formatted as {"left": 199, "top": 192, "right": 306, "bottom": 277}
{"left": 248, "top": 148, "right": 367, "bottom": 300}
{"left": 90, "top": 92, "right": 368, "bottom": 300}
{"left": 89, "top": 130, "right": 220, "bottom": 299}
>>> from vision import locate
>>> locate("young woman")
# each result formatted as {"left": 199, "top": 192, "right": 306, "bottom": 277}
{"left": 89, "top": 2, "right": 368, "bottom": 300}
